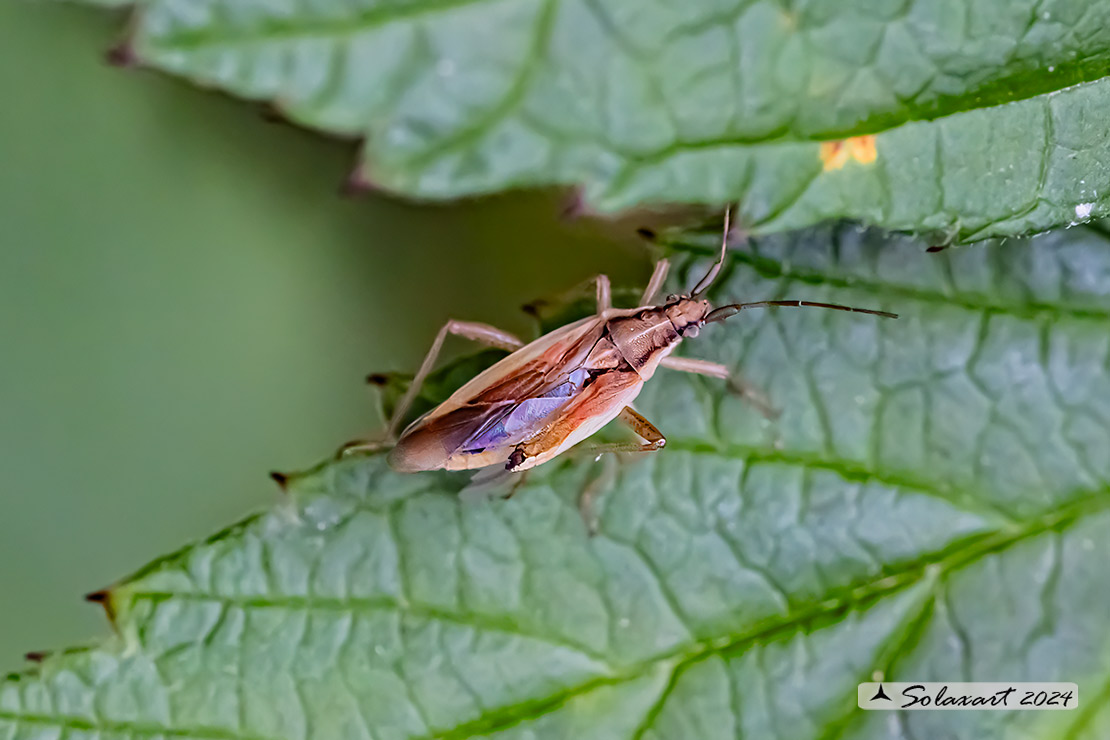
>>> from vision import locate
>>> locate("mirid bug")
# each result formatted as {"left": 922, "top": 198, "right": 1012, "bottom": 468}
{"left": 351, "top": 212, "right": 896, "bottom": 478}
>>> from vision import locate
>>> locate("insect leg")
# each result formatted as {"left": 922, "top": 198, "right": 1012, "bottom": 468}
{"left": 385, "top": 320, "right": 525, "bottom": 441}
{"left": 341, "top": 320, "right": 524, "bottom": 457}
{"left": 522, "top": 273, "right": 612, "bottom": 320}
{"left": 595, "top": 274, "right": 611, "bottom": 314}
{"left": 340, "top": 321, "right": 525, "bottom": 458}
{"left": 576, "top": 406, "right": 667, "bottom": 532}
{"left": 639, "top": 259, "right": 671, "bottom": 305}
{"left": 578, "top": 453, "right": 618, "bottom": 535}
{"left": 660, "top": 355, "right": 730, "bottom": 379}
{"left": 581, "top": 406, "right": 667, "bottom": 456}
{"left": 460, "top": 466, "right": 529, "bottom": 502}
{"left": 660, "top": 356, "right": 780, "bottom": 419}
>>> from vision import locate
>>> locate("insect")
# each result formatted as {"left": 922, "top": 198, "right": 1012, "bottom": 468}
{"left": 354, "top": 211, "right": 896, "bottom": 478}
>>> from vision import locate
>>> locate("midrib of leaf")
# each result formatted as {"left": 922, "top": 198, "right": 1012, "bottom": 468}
{"left": 631, "top": 58, "right": 1110, "bottom": 148}
{"left": 802, "top": 572, "right": 939, "bottom": 740}
{"left": 80, "top": 467, "right": 1108, "bottom": 740}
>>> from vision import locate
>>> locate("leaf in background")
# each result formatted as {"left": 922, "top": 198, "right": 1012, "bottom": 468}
{"left": 85, "top": 0, "right": 1110, "bottom": 241}
{"left": 5, "top": 221, "right": 1110, "bottom": 738}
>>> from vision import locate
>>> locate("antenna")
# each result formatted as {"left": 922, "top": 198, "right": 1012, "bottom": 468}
{"left": 691, "top": 207, "right": 731, "bottom": 298}
{"left": 705, "top": 300, "right": 897, "bottom": 323}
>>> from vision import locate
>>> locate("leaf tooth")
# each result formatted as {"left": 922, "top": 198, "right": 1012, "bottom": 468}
{"left": 559, "top": 186, "right": 589, "bottom": 221}
{"left": 84, "top": 588, "right": 119, "bottom": 625}
{"left": 259, "top": 101, "right": 291, "bottom": 126}
{"left": 339, "top": 164, "right": 378, "bottom": 198}
{"left": 104, "top": 41, "right": 137, "bottom": 68}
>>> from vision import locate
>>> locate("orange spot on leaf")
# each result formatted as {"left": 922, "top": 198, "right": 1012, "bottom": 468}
{"left": 820, "top": 135, "right": 878, "bottom": 171}
{"left": 848, "top": 135, "right": 877, "bottom": 164}
{"left": 820, "top": 141, "right": 849, "bottom": 171}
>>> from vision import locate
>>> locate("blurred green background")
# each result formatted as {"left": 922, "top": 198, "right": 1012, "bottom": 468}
{"left": 0, "top": 1, "right": 645, "bottom": 665}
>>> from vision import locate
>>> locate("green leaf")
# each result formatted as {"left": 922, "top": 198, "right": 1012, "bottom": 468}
{"left": 6, "top": 221, "right": 1110, "bottom": 739}
{"left": 86, "top": 0, "right": 1110, "bottom": 241}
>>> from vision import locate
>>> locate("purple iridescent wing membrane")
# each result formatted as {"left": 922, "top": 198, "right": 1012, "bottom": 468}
{"left": 460, "top": 369, "right": 589, "bottom": 454}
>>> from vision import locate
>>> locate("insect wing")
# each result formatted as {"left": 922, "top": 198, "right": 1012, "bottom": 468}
{"left": 390, "top": 318, "right": 607, "bottom": 471}
{"left": 457, "top": 367, "right": 590, "bottom": 453}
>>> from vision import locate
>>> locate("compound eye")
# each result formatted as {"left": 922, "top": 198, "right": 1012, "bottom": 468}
{"left": 683, "top": 325, "right": 700, "bottom": 338}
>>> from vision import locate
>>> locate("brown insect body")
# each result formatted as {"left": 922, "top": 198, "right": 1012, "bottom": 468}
{"left": 365, "top": 209, "right": 895, "bottom": 478}
{"left": 388, "top": 297, "right": 709, "bottom": 473}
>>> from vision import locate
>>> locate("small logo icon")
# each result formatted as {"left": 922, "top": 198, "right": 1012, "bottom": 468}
{"left": 870, "top": 684, "right": 892, "bottom": 702}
